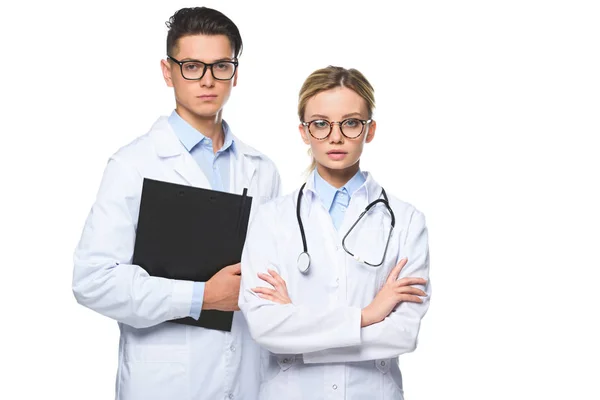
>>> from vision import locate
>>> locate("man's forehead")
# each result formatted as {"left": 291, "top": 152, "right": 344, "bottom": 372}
{"left": 173, "top": 34, "right": 234, "bottom": 60}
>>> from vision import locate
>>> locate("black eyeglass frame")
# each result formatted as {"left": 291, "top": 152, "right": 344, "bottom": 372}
{"left": 167, "top": 56, "right": 239, "bottom": 81}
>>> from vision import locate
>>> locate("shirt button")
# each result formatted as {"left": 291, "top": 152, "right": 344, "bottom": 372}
{"left": 228, "top": 394, "right": 234, "bottom": 399}
{"left": 230, "top": 345, "right": 236, "bottom": 352}
{"left": 380, "top": 360, "right": 386, "bottom": 366}
{"left": 283, "top": 358, "right": 289, "bottom": 363}
{"left": 332, "top": 384, "right": 338, "bottom": 390}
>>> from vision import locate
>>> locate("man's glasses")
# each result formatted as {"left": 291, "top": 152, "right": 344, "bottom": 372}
{"left": 167, "top": 56, "right": 238, "bottom": 81}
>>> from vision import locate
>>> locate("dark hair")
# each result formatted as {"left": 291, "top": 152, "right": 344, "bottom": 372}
{"left": 166, "top": 7, "right": 243, "bottom": 58}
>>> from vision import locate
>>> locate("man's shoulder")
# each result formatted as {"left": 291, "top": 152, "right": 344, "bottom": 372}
{"left": 109, "top": 117, "right": 170, "bottom": 164}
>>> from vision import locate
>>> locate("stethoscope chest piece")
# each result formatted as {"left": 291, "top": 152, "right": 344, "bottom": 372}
{"left": 297, "top": 252, "right": 311, "bottom": 274}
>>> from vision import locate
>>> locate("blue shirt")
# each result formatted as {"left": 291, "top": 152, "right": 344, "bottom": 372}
{"left": 314, "top": 170, "right": 366, "bottom": 230}
{"left": 168, "top": 110, "right": 236, "bottom": 320}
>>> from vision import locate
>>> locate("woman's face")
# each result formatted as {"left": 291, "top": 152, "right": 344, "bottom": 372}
{"left": 299, "top": 86, "right": 376, "bottom": 177}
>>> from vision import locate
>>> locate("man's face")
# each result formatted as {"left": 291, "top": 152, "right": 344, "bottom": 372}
{"left": 162, "top": 34, "right": 238, "bottom": 119}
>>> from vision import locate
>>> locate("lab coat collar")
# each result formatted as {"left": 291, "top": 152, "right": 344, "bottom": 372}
{"left": 150, "top": 117, "right": 260, "bottom": 158}
{"left": 148, "top": 116, "right": 261, "bottom": 189}
{"left": 301, "top": 168, "right": 382, "bottom": 218}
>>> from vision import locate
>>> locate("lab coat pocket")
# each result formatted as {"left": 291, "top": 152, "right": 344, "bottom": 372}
{"left": 260, "top": 354, "right": 298, "bottom": 399}
{"left": 376, "top": 358, "right": 404, "bottom": 399}
{"left": 260, "top": 352, "right": 282, "bottom": 384}
{"left": 121, "top": 344, "right": 189, "bottom": 400}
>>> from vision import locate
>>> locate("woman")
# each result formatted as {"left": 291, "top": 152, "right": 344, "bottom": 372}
{"left": 239, "top": 66, "right": 430, "bottom": 399}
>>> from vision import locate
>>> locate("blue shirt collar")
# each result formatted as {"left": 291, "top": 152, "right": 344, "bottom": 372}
{"left": 168, "top": 110, "right": 235, "bottom": 155}
{"left": 314, "top": 169, "right": 366, "bottom": 211}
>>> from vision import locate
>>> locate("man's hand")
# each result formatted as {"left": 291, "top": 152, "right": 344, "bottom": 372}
{"left": 361, "top": 258, "right": 427, "bottom": 327}
{"left": 203, "top": 263, "right": 241, "bottom": 311}
{"left": 252, "top": 269, "right": 292, "bottom": 304}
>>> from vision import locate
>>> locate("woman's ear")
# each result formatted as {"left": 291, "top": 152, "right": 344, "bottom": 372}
{"left": 365, "top": 120, "right": 377, "bottom": 143}
{"left": 298, "top": 123, "right": 311, "bottom": 145}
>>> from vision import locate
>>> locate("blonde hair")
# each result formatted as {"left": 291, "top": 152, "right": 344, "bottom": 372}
{"left": 298, "top": 66, "right": 376, "bottom": 173}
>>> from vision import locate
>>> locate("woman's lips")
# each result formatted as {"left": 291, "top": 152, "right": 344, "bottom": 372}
{"left": 326, "top": 151, "right": 347, "bottom": 161}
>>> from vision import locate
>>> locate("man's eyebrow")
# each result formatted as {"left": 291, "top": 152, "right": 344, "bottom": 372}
{"left": 179, "top": 57, "right": 234, "bottom": 63}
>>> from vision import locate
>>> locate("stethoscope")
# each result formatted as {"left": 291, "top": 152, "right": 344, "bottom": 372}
{"left": 296, "top": 182, "right": 396, "bottom": 273}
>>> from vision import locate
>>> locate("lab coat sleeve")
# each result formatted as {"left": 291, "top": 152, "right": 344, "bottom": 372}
{"left": 239, "top": 204, "right": 363, "bottom": 355}
{"left": 303, "top": 209, "right": 431, "bottom": 363}
{"left": 72, "top": 157, "right": 194, "bottom": 329}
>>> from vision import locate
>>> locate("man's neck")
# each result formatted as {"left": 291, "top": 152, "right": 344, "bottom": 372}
{"left": 175, "top": 106, "right": 224, "bottom": 153}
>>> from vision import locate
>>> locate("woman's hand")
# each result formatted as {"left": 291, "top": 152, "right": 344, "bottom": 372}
{"left": 252, "top": 269, "right": 292, "bottom": 304}
{"left": 361, "top": 258, "right": 427, "bottom": 327}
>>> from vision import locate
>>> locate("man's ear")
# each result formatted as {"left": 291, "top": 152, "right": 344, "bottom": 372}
{"left": 161, "top": 59, "right": 174, "bottom": 87}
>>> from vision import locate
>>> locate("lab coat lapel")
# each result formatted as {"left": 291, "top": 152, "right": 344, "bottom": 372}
{"left": 149, "top": 117, "right": 211, "bottom": 189}
{"left": 171, "top": 153, "right": 211, "bottom": 188}
{"left": 231, "top": 138, "right": 257, "bottom": 195}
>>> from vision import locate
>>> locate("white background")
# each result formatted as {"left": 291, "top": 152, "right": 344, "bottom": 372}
{"left": 1, "top": 0, "right": 599, "bottom": 399}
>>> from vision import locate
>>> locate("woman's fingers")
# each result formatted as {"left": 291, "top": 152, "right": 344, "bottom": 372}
{"left": 257, "top": 272, "right": 279, "bottom": 288}
{"left": 267, "top": 269, "right": 287, "bottom": 288}
{"left": 386, "top": 258, "right": 407, "bottom": 284}
{"left": 395, "top": 286, "right": 427, "bottom": 297}
{"left": 252, "top": 287, "right": 286, "bottom": 304}
{"left": 395, "top": 277, "right": 427, "bottom": 287}
{"left": 397, "top": 294, "right": 424, "bottom": 303}
{"left": 252, "top": 287, "right": 277, "bottom": 295}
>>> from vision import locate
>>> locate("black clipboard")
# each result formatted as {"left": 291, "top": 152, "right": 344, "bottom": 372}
{"left": 132, "top": 178, "right": 252, "bottom": 331}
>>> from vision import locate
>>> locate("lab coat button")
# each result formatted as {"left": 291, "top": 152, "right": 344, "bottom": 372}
{"left": 332, "top": 384, "right": 338, "bottom": 390}
{"left": 380, "top": 361, "right": 386, "bottom": 366}
{"left": 283, "top": 358, "right": 289, "bottom": 363}
{"left": 230, "top": 345, "right": 236, "bottom": 352}
{"left": 228, "top": 394, "right": 234, "bottom": 399}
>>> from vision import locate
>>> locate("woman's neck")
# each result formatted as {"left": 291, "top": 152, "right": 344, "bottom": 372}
{"left": 316, "top": 163, "right": 360, "bottom": 189}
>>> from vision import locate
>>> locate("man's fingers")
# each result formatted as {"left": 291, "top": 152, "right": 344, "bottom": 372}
{"left": 226, "top": 263, "right": 242, "bottom": 275}
{"left": 386, "top": 258, "right": 407, "bottom": 284}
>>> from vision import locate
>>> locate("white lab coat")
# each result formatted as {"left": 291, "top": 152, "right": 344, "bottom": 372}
{"left": 72, "top": 116, "right": 281, "bottom": 400}
{"left": 239, "top": 170, "right": 430, "bottom": 400}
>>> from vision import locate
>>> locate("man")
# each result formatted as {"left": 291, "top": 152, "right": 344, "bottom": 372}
{"left": 72, "top": 7, "right": 280, "bottom": 400}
